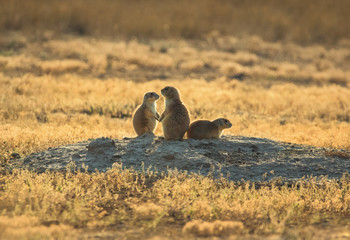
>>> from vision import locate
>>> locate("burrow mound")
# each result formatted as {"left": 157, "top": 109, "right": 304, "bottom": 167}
{"left": 11, "top": 134, "right": 350, "bottom": 181}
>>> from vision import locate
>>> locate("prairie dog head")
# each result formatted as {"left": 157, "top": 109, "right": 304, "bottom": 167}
{"left": 161, "top": 86, "right": 180, "bottom": 100}
{"left": 143, "top": 92, "right": 159, "bottom": 103}
{"left": 212, "top": 118, "right": 232, "bottom": 129}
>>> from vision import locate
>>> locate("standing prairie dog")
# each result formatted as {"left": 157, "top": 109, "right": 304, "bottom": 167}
{"left": 187, "top": 118, "right": 232, "bottom": 139}
{"left": 159, "top": 86, "right": 190, "bottom": 140}
{"left": 132, "top": 92, "right": 160, "bottom": 136}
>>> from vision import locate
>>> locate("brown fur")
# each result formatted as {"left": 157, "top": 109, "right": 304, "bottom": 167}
{"left": 187, "top": 118, "right": 232, "bottom": 139}
{"left": 159, "top": 86, "right": 190, "bottom": 140}
{"left": 132, "top": 92, "right": 160, "bottom": 136}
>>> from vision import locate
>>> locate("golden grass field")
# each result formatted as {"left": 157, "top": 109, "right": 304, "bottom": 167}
{"left": 0, "top": 32, "right": 349, "bottom": 239}
{"left": 0, "top": 0, "right": 350, "bottom": 238}
{"left": 1, "top": 0, "right": 350, "bottom": 44}
{"left": 0, "top": 33, "right": 349, "bottom": 162}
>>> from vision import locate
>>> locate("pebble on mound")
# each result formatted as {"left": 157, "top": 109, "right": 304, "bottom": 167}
{"left": 187, "top": 118, "right": 232, "bottom": 139}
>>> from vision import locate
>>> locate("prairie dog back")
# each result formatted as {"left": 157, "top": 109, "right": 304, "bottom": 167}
{"left": 159, "top": 86, "right": 190, "bottom": 140}
{"left": 187, "top": 118, "right": 232, "bottom": 139}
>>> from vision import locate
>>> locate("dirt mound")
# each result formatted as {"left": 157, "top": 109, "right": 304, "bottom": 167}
{"left": 11, "top": 134, "right": 350, "bottom": 181}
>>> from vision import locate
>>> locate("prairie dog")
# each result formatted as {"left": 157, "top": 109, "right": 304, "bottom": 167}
{"left": 187, "top": 118, "right": 232, "bottom": 139}
{"left": 159, "top": 86, "right": 190, "bottom": 140}
{"left": 132, "top": 92, "right": 160, "bottom": 136}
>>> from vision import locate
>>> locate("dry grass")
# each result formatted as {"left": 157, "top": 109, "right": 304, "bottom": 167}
{"left": 1, "top": 73, "right": 349, "bottom": 162}
{"left": 182, "top": 220, "right": 245, "bottom": 236}
{"left": 1, "top": 166, "right": 350, "bottom": 239}
{"left": 0, "top": 33, "right": 350, "bottom": 238}
{"left": 0, "top": 34, "right": 349, "bottom": 161}
{"left": 1, "top": 0, "right": 350, "bottom": 45}
{"left": 0, "top": 216, "right": 75, "bottom": 240}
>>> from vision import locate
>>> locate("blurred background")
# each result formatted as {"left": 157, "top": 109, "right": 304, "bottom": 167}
{"left": 1, "top": 0, "right": 349, "bottom": 159}
{"left": 1, "top": 0, "right": 349, "bottom": 45}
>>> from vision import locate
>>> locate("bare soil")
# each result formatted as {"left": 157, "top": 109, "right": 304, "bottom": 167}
{"left": 11, "top": 134, "right": 350, "bottom": 182}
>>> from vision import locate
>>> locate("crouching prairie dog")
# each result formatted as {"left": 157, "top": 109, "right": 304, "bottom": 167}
{"left": 159, "top": 86, "right": 190, "bottom": 140}
{"left": 187, "top": 118, "right": 232, "bottom": 139}
{"left": 132, "top": 92, "right": 160, "bottom": 136}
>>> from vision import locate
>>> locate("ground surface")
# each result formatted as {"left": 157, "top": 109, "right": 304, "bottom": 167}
{"left": 11, "top": 134, "right": 350, "bottom": 182}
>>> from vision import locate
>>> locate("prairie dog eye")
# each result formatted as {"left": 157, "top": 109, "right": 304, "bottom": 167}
{"left": 225, "top": 120, "right": 228, "bottom": 123}
{"left": 164, "top": 87, "right": 169, "bottom": 91}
